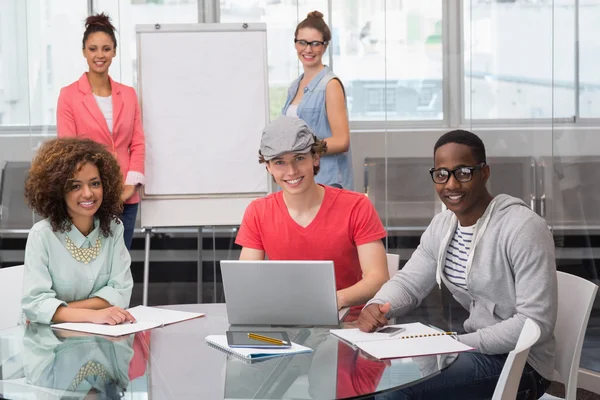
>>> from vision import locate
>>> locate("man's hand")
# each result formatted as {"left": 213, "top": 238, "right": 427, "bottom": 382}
{"left": 356, "top": 303, "right": 391, "bottom": 332}
{"left": 90, "top": 307, "right": 136, "bottom": 325}
{"left": 336, "top": 291, "right": 345, "bottom": 310}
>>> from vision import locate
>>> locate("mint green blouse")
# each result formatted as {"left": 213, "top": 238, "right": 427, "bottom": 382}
{"left": 22, "top": 324, "right": 134, "bottom": 393}
{"left": 21, "top": 218, "right": 133, "bottom": 324}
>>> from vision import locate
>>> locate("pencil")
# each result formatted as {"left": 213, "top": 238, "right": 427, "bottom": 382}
{"left": 247, "top": 333, "right": 288, "bottom": 345}
{"left": 398, "top": 332, "right": 457, "bottom": 340}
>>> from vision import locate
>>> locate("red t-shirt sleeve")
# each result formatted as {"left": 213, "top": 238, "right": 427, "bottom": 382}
{"left": 336, "top": 343, "right": 386, "bottom": 397}
{"left": 351, "top": 195, "right": 387, "bottom": 246}
{"left": 235, "top": 201, "right": 265, "bottom": 250}
{"left": 128, "top": 331, "right": 150, "bottom": 380}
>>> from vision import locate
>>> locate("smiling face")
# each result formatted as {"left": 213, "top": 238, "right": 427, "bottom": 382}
{"left": 433, "top": 142, "right": 490, "bottom": 222}
{"left": 266, "top": 152, "right": 320, "bottom": 194}
{"left": 64, "top": 163, "right": 103, "bottom": 229}
{"left": 82, "top": 31, "right": 115, "bottom": 75}
{"left": 295, "top": 28, "right": 327, "bottom": 69}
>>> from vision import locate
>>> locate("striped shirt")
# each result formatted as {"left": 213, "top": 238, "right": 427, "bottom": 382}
{"left": 444, "top": 223, "right": 475, "bottom": 290}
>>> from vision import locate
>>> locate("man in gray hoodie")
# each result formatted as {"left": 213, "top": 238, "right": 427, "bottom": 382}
{"left": 358, "top": 130, "right": 557, "bottom": 399}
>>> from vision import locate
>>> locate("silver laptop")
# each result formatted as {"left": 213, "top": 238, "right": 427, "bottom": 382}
{"left": 220, "top": 260, "right": 349, "bottom": 326}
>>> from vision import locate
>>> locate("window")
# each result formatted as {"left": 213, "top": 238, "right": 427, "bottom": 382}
{"left": 221, "top": 0, "right": 443, "bottom": 122}
{"left": 463, "top": 1, "right": 575, "bottom": 120}
{"left": 0, "top": 0, "right": 88, "bottom": 127}
{"left": 2, "top": 0, "right": 595, "bottom": 127}
{"left": 94, "top": 0, "right": 199, "bottom": 88}
{"left": 578, "top": 2, "right": 600, "bottom": 118}
{"left": 333, "top": 0, "right": 443, "bottom": 121}
{"left": 220, "top": 0, "right": 328, "bottom": 120}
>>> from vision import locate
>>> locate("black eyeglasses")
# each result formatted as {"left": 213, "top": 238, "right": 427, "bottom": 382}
{"left": 429, "top": 163, "right": 486, "bottom": 184}
{"left": 294, "top": 39, "right": 327, "bottom": 49}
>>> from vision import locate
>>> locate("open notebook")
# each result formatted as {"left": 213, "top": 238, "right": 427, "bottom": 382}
{"left": 51, "top": 306, "right": 205, "bottom": 337}
{"left": 205, "top": 335, "right": 313, "bottom": 361}
{"left": 331, "top": 322, "right": 474, "bottom": 360}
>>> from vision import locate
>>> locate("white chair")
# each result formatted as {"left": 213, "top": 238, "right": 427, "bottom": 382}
{"left": 0, "top": 265, "right": 24, "bottom": 331}
{"left": 540, "top": 271, "right": 599, "bottom": 400}
{"left": 387, "top": 253, "right": 400, "bottom": 279}
{"left": 492, "top": 318, "right": 541, "bottom": 400}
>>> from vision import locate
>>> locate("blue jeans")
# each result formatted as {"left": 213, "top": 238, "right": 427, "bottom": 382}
{"left": 376, "top": 352, "right": 550, "bottom": 400}
{"left": 121, "top": 203, "right": 138, "bottom": 250}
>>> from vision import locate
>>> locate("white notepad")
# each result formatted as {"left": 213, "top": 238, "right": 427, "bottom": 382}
{"left": 51, "top": 306, "right": 205, "bottom": 337}
{"left": 205, "top": 335, "right": 313, "bottom": 361}
{"left": 331, "top": 322, "right": 473, "bottom": 360}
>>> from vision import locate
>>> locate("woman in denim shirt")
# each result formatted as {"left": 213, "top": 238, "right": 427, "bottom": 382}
{"left": 22, "top": 138, "right": 135, "bottom": 325}
{"left": 281, "top": 11, "right": 354, "bottom": 190}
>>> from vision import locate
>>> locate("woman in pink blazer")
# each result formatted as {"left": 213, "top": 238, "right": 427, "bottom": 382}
{"left": 57, "top": 13, "right": 145, "bottom": 250}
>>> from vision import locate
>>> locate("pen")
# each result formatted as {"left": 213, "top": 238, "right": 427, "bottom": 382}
{"left": 247, "top": 333, "right": 288, "bottom": 345}
{"left": 398, "top": 332, "right": 457, "bottom": 339}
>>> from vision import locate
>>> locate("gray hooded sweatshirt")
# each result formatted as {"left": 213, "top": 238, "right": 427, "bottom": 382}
{"left": 367, "top": 194, "right": 557, "bottom": 380}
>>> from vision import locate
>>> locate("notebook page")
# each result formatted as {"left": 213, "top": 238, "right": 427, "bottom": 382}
{"left": 128, "top": 306, "right": 205, "bottom": 325}
{"left": 331, "top": 322, "right": 441, "bottom": 344}
{"left": 357, "top": 335, "right": 473, "bottom": 360}
{"left": 52, "top": 320, "right": 160, "bottom": 337}
{"left": 51, "top": 306, "right": 204, "bottom": 337}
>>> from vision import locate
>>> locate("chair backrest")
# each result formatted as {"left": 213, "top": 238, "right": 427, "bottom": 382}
{"left": 555, "top": 271, "right": 598, "bottom": 400}
{"left": 0, "top": 161, "right": 38, "bottom": 229}
{"left": 363, "top": 157, "right": 440, "bottom": 229}
{"left": 0, "top": 265, "right": 24, "bottom": 331}
{"left": 386, "top": 253, "right": 400, "bottom": 279}
{"left": 492, "top": 318, "right": 541, "bottom": 400}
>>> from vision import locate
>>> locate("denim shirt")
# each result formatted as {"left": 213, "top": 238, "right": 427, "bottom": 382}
{"left": 282, "top": 66, "right": 354, "bottom": 190}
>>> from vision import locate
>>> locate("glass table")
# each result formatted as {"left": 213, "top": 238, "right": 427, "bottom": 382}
{"left": 0, "top": 304, "right": 458, "bottom": 399}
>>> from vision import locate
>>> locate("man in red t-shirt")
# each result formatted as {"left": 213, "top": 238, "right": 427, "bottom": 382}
{"left": 235, "top": 116, "right": 389, "bottom": 309}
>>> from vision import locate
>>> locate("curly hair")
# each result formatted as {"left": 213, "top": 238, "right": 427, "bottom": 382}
{"left": 258, "top": 136, "right": 327, "bottom": 175}
{"left": 25, "top": 138, "right": 123, "bottom": 237}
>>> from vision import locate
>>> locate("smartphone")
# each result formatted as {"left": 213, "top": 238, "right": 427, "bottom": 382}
{"left": 375, "top": 326, "right": 406, "bottom": 336}
{"left": 226, "top": 330, "right": 292, "bottom": 349}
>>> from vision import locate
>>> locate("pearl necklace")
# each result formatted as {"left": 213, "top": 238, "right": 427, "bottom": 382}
{"left": 68, "top": 360, "right": 109, "bottom": 391}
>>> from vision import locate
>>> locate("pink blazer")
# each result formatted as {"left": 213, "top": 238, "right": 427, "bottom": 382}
{"left": 57, "top": 73, "right": 145, "bottom": 204}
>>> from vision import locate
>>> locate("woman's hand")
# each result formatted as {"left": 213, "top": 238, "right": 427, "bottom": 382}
{"left": 90, "top": 306, "right": 136, "bottom": 325}
{"left": 121, "top": 185, "right": 136, "bottom": 202}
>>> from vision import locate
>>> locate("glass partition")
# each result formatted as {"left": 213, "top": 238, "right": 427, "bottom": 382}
{"left": 2, "top": 1, "right": 600, "bottom": 387}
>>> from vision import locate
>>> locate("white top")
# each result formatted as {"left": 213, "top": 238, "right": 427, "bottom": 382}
{"left": 285, "top": 104, "right": 299, "bottom": 118}
{"left": 93, "top": 94, "right": 113, "bottom": 133}
{"left": 444, "top": 223, "right": 475, "bottom": 290}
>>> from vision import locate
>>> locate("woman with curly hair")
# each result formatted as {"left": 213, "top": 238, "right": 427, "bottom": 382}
{"left": 22, "top": 138, "right": 135, "bottom": 325}
{"left": 57, "top": 13, "right": 145, "bottom": 249}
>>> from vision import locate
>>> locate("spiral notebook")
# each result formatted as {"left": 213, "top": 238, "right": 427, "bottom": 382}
{"left": 205, "top": 335, "right": 313, "bottom": 361}
{"left": 331, "top": 322, "right": 473, "bottom": 360}
{"left": 51, "top": 306, "right": 205, "bottom": 337}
